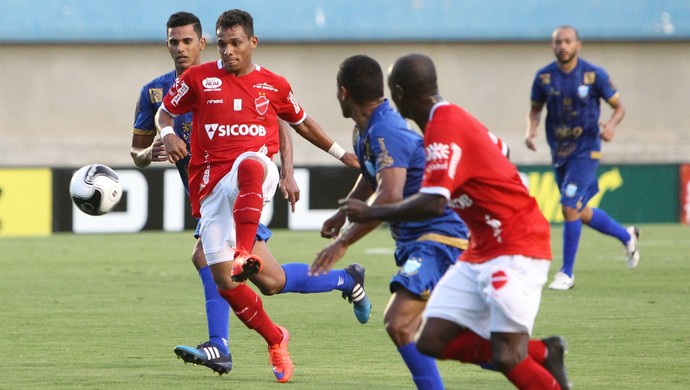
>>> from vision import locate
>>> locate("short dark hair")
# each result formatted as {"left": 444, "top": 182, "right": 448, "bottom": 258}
{"left": 167, "top": 12, "right": 202, "bottom": 38}
{"left": 216, "top": 9, "right": 254, "bottom": 37}
{"left": 337, "top": 55, "right": 384, "bottom": 104}
{"left": 390, "top": 53, "right": 438, "bottom": 97}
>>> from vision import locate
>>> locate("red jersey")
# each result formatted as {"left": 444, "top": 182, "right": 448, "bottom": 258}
{"left": 162, "top": 61, "right": 307, "bottom": 217}
{"left": 420, "top": 102, "right": 551, "bottom": 263}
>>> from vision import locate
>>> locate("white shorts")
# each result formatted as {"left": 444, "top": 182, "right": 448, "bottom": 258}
{"left": 199, "top": 152, "right": 279, "bottom": 265}
{"left": 422, "top": 255, "right": 550, "bottom": 339}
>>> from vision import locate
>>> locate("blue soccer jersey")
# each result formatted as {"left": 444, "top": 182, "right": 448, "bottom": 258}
{"left": 353, "top": 100, "right": 469, "bottom": 246}
{"left": 133, "top": 70, "right": 193, "bottom": 191}
{"left": 530, "top": 58, "right": 618, "bottom": 167}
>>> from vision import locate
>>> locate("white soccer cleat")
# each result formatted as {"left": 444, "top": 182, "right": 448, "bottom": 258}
{"left": 548, "top": 272, "right": 575, "bottom": 290}
{"left": 625, "top": 226, "right": 640, "bottom": 269}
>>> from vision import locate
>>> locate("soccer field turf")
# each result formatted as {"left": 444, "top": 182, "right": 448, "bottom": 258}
{"left": 1, "top": 224, "right": 688, "bottom": 389}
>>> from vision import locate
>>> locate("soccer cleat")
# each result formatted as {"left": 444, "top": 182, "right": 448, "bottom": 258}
{"left": 625, "top": 226, "right": 640, "bottom": 269}
{"left": 342, "top": 264, "right": 372, "bottom": 324}
{"left": 541, "top": 336, "right": 572, "bottom": 390}
{"left": 173, "top": 341, "right": 233, "bottom": 376}
{"left": 231, "top": 249, "right": 263, "bottom": 282}
{"left": 268, "top": 325, "right": 293, "bottom": 383}
{"left": 548, "top": 272, "right": 575, "bottom": 290}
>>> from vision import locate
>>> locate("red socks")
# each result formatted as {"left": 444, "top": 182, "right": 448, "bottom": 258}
{"left": 218, "top": 284, "right": 282, "bottom": 345}
{"left": 440, "top": 330, "right": 493, "bottom": 363}
{"left": 506, "top": 356, "right": 561, "bottom": 389}
{"left": 234, "top": 159, "right": 264, "bottom": 253}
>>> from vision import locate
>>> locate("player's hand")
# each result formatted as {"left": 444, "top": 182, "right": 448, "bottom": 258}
{"left": 338, "top": 198, "right": 372, "bottom": 223}
{"left": 310, "top": 240, "right": 347, "bottom": 275}
{"left": 525, "top": 136, "right": 537, "bottom": 151}
{"left": 599, "top": 121, "right": 615, "bottom": 142}
{"left": 321, "top": 210, "right": 347, "bottom": 238}
{"left": 162, "top": 134, "right": 188, "bottom": 163}
{"left": 279, "top": 173, "right": 300, "bottom": 213}
{"left": 340, "top": 152, "right": 361, "bottom": 169}
{"left": 150, "top": 138, "right": 168, "bottom": 162}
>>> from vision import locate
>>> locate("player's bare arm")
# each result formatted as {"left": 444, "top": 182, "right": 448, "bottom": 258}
{"left": 341, "top": 192, "right": 447, "bottom": 223}
{"left": 599, "top": 97, "right": 626, "bottom": 142}
{"left": 525, "top": 102, "right": 544, "bottom": 151}
{"left": 130, "top": 133, "right": 168, "bottom": 168}
{"left": 291, "top": 116, "right": 360, "bottom": 169}
{"left": 320, "top": 174, "right": 374, "bottom": 239}
{"left": 311, "top": 168, "right": 406, "bottom": 275}
{"left": 155, "top": 106, "right": 187, "bottom": 163}
{"left": 277, "top": 119, "right": 300, "bottom": 212}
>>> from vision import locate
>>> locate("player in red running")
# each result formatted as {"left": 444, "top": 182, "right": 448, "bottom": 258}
{"left": 156, "top": 9, "right": 358, "bottom": 383}
{"left": 340, "top": 54, "right": 571, "bottom": 389}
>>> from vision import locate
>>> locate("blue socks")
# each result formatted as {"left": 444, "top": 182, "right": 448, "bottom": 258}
{"left": 587, "top": 208, "right": 630, "bottom": 244}
{"left": 199, "top": 266, "right": 230, "bottom": 355}
{"left": 279, "top": 263, "right": 352, "bottom": 293}
{"left": 398, "top": 342, "right": 444, "bottom": 390}
{"left": 562, "top": 220, "right": 582, "bottom": 277}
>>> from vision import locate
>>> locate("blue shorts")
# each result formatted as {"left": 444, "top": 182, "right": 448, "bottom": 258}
{"left": 194, "top": 221, "right": 272, "bottom": 243}
{"left": 390, "top": 240, "right": 462, "bottom": 300}
{"left": 555, "top": 155, "right": 600, "bottom": 211}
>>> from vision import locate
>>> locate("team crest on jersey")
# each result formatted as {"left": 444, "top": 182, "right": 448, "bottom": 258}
{"left": 577, "top": 85, "right": 589, "bottom": 98}
{"left": 400, "top": 257, "right": 422, "bottom": 276}
{"left": 540, "top": 73, "right": 551, "bottom": 85}
{"left": 255, "top": 94, "right": 269, "bottom": 115}
{"left": 583, "top": 71, "right": 596, "bottom": 85}
{"left": 148, "top": 88, "right": 163, "bottom": 103}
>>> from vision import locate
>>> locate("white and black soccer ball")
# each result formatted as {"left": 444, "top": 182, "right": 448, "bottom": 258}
{"left": 69, "top": 164, "right": 123, "bottom": 216}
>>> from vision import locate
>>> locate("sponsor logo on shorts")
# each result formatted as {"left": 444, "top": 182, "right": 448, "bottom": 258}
{"left": 400, "top": 257, "right": 422, "bottom": 276}
{"left": 564, "top": 182, "right": 578, "bottom": 198}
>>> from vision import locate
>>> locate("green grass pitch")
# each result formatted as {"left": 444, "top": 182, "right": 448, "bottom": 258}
{"left": 1, "top": 224, "right": 688, "bottom": 389}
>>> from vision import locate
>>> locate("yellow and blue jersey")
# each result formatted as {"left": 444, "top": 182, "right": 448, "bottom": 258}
{"left": 133, "top": 70, "right": 193, "bottom": 192}
{"left": 353, "top": 100, "right": 468, "bottom": 245}
{"left": 530, "top": 59, "right": 618, "bottom": 167}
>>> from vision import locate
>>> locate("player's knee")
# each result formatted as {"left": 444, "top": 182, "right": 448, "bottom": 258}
{"left": 253, "top": 280, "right": 281, "bottom": 296}
{"left": 191, "top": 246, "right": 207, "bottom": 270}
{"left": 384, "top": 316, "right": 416, "bottom": 346}
{"left": 238, "top": 158, "right": 264, "bottom": 186}
{"left": 491, "top": 347, "right": 523, "bottom": 373}
{"left": 415, "top": 331, "right": 444, "bottom": 358}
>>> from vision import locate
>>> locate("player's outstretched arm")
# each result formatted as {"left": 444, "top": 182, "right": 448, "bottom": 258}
{"left": 291, "top": 116, "right": 360, "bottom": 168}
{"left": 340, "top": 192, "right": 446, "bottom": 223}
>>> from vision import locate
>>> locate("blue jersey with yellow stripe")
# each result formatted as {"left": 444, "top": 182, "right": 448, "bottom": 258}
{"left": 530, "top": 58, "right": 618, "bottom": 167}
{"left": 353, "top": 100, "right": 468, "bottom": 244}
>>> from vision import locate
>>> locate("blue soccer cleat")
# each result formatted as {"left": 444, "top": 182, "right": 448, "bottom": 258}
{"left": 342, "top": 264, "right": 372, "bottom": 324}
{"left": 174, "top": 341, "right": 232, "bottom": 376}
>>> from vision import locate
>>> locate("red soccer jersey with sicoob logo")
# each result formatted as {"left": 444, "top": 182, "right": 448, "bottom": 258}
{"left": 162, "top": 61, "right": 307, "bottom": 217}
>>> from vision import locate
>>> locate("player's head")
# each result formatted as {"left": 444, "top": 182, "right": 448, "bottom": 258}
{"left": 166, "top": 12, "right": 206, "bottom": 74}
{"left": 387, "top": 53, "right": 438, "bottom": 120}
{"left": 551, "top": 25, "right": 581, "bottom": 65}
{"left": 215, "top": 9, "right": 258, "bottom": 75}
{"left": 336, "top": 55, "right": 384, "bottom": 118}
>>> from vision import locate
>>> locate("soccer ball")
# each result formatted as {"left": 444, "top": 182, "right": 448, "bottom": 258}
{"left": 69, "top": 164, "right": 123, "bottom": 216}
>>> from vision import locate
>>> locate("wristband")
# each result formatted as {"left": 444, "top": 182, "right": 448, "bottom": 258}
{"left": 159, "top": 126, "right": 175, "bottom": 138}
{"left": 327, "top": 142, "right": 347, "bottom": 160}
